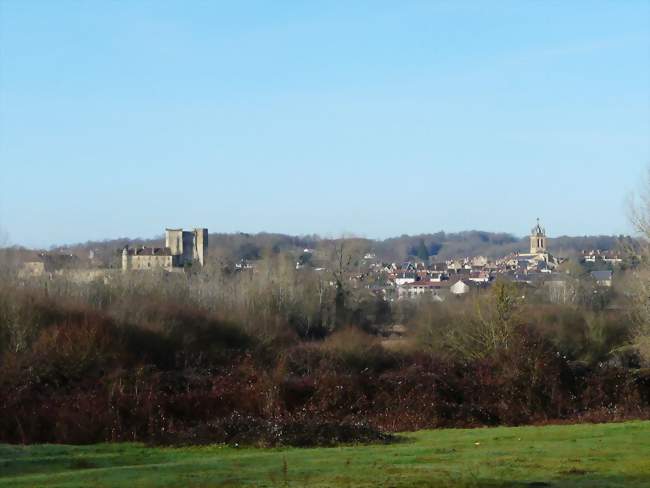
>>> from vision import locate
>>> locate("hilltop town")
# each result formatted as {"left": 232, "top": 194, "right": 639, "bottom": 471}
{"left": 2, "top": 2, "right": 649, "bottom": 485}
{"left": 8, "top": 220, "right": 629, "bottom": 310}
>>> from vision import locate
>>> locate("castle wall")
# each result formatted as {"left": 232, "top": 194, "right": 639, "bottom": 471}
{"left": 55, "top": 269, "right": 113, "bottom": 283}
{"left": 19, "top": 262, "right": 46, "bottom": 277}
{"left": 128, "top": 255, "right": 174, "bottom": 270}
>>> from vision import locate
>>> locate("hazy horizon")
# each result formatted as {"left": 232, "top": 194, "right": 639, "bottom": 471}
{"left": 8, "top": 226, "right": 634, "bottom": 252}
{"left": 1, "top": 1, "right": 648, "bottom": 247}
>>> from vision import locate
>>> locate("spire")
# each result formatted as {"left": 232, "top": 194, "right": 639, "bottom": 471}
{"left": 531, "top": 218, "right": 545, "bottom": 237}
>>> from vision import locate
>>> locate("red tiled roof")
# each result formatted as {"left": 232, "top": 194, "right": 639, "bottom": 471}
{"left": 402, "top": 280, "right": 451, "bottom": 288}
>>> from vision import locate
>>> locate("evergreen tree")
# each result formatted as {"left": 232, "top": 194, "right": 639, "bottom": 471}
{"left": 416, "top": 239, "right": 429, "bottom": 262}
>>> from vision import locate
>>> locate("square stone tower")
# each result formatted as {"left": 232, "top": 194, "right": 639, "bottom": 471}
{"left": 165, "top": 229, "right": 185, "bottom": 261}
{"left": 193, "top": 228, "right": 208, "bottom": 266}
{"left": 165, "top": 228, "right": 208, "bottom": 266}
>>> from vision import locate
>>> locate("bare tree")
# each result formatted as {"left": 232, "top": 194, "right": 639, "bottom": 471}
{"left": 628, "top": 168, "right": 650, "bottom": 364}
{"left": 325, "top": 238, "right": 369, "bottom": 329}
{"left": 443, "top": 280, "right": 520, "bottom": 360}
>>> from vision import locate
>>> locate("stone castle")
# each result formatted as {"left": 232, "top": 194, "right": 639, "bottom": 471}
{"left": 122, "top": 228, "right": 208, "bottom": 271}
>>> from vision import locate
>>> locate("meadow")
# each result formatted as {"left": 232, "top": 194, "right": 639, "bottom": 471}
{"left": 1, "top": 421, "right": 649, "bottom": 488}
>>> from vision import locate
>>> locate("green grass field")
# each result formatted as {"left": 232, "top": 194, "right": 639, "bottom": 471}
{"left": 1, "top": 421, "right": 649, "bottom": 488}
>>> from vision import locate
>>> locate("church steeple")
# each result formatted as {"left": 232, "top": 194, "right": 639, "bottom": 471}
{"left": 530, "top": 218, "right": 547, "bottom": 254}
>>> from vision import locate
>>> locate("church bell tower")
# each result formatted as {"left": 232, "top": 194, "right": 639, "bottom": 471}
{"left": 529, "top": 218, "right": 547, "bottom": 254}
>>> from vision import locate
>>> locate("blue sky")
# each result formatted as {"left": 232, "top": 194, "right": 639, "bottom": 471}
{"left": 1, "top": 1, "right": 649, "bottom": 248}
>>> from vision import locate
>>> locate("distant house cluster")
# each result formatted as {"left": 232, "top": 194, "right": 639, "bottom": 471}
{"left": 363, "top": 220, "right": 612, "bottom": 303}
{"left": 581, "top": 249, "right": 623, "bottom": 264}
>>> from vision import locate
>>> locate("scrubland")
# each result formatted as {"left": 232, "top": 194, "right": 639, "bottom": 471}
{"left": 0, "top": 263, "right": 647, "bottom": 446}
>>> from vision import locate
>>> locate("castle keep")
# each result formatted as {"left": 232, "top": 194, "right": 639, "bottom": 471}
{"left": 122, "top": 228, "right": 208, "bottom": 271}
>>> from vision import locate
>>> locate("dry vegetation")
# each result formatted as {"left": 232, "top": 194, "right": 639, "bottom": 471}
{"left": 0, "top": 248, "right": 649, "bottom": 447}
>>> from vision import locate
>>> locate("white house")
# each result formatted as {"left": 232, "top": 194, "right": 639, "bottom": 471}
{"left": 397, "top": 281, "right": 449, "bottom": 300}
{"left": 450, "top": 280, "right": 471, "bottom": 295}
{"left": 394, "top": 272, "right": 417, "bottom": 286}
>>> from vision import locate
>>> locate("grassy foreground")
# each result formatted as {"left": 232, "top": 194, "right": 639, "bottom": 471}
{"left": 1, "top": 421, "right": 649, "bottom": 488}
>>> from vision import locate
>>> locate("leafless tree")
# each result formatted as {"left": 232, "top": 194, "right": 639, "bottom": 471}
{"left": 628, "top": 168, "right": 650, "bottom": 364}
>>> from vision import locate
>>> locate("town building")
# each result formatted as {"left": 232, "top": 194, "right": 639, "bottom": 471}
{"left": 450, "top": 279, "right": 470, "bottom": 295}
{"left": 397, "top": 280, "right": 450, "bottom": 301}
{"left": 591, "top": 270, "right": 613, "bottom": 287}
{"left": 582, "top": 250, "right": 623, "bottom": 264}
